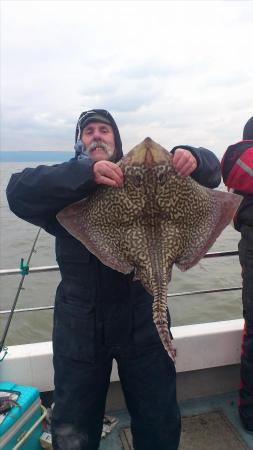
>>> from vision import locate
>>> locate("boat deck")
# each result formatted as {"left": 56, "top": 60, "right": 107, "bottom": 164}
{"left": 100, "top": 391, "right": 253, "bottom": 450}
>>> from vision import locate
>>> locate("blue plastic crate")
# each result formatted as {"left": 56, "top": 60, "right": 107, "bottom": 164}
{"left": 0, "top": 381, "right": 44, "bottom": 449}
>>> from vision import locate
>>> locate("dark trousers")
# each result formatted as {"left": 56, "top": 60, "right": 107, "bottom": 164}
{"left": 51, "top": 345, "right": 181, "bottom": 450}
{"left": 238, "top": 225, "right": 253, "bottom": 429}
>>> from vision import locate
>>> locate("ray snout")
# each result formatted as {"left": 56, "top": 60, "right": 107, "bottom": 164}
{"left": 128, "top": 138, "right": 171, "bottom": 167}
{"left": 144, "top": 137, "right": 160, "bottom": 167}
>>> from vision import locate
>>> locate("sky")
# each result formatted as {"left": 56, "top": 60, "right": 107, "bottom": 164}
{"left": 1, "top": 0, "right": 253, "bottom": 158}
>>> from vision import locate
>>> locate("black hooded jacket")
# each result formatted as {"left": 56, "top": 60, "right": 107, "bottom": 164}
{"left": 6, "top": 111, "right": 221, "bottom": 350}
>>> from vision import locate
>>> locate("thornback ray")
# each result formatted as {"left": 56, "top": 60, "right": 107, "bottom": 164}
{"left": 57, "top": 137, "right": 242, "bottom": 361}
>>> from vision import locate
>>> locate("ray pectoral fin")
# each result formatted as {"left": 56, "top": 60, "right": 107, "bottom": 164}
{"left": 57, "top": 198, "right": 88, "bottom": 240}
{"left": 57, "top": 199, "right": 134, "bottom": 274}
{"left": 176, "top": 189, "right": 242, "bottom": 272}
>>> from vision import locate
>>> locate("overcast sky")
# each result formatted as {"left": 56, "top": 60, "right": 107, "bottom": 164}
{"left": 1, "top": 0, "right": 253, "bottom": 158}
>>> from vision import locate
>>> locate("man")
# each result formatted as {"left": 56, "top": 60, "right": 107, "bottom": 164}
{"left": 221, "top": 116, "right": 253, "bottom": 434}
{"left": 6, "top": 109, "right": 221, "bottom": 450}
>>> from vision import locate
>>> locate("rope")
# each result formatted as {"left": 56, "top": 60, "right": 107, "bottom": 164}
{"left": 0, "top": 227, "right": 42, "bottom": 359}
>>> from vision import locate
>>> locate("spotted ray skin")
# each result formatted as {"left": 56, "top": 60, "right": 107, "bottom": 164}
{"left": 57, "top": 138, "right": 242, "bottom": 361}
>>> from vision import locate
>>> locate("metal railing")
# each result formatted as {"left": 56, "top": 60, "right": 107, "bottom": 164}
{"left": 0, "top": 250, "right": 241, "bottom": 316}
{"left": 0, "top": 265, "right": 59, "bottom": 277}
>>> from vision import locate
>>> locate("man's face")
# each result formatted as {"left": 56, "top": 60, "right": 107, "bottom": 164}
{"left": 81, "top": 122, "right": 116, "bottom": 161}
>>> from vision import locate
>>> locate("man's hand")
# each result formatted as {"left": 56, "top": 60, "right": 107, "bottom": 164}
{"left": 172, "top": 148, "right": 198, "bottom": 177}
{"left": 93, "top": 160, "right": 123, "bottom": 187}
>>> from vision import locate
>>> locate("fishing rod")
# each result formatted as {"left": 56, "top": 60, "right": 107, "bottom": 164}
{"left": 0, "top": 227, "right": 42, "bottom": 361}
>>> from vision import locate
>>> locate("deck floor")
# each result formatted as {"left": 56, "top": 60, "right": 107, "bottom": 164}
{"left": 99, "top": 392, "right": 253, "bottom": 450}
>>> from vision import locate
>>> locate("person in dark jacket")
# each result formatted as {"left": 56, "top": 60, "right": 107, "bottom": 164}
{"left": 221, "top": 116, "right": 253, "bottom": 434}
{"left": 6, "top": 109, "right": 221, "bottom": 450}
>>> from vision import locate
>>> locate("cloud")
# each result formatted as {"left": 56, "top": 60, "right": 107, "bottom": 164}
{"left": 1, "top": 1, "right": 253, "bottom": 156}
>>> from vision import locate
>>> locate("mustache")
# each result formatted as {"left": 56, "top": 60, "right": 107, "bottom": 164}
{"left": 86, "top": 140, "right": 111, "bottom": 153}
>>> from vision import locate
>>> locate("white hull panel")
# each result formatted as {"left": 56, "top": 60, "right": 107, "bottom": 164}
{"left": 0, "top": 319, "right": 243, "bottom": 392}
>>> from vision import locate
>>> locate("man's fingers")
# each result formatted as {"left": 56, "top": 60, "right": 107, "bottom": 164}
{"left": 103, "top": 165, "right": 123, "bottom": 186}
{"left": 108, "top": 165, "right": 124, "bottom": 186}
{"left": 96, "top": 176, "right": 119, "bottom": 187}
{"left": 93, "top": 161, "right": 123, "bottom": 187}
{"left": 173, "top": 151, "right": 191, "bottom": 170}
{"left": 178, "top": 159, "right": 196, "bottom": 177}
{"left": 179, "top": 164, "right": 194, "bottom": 177}
{"left": 110, "top": 162, "right": 124, "bottom": 179}
{"left": 173, "top": 149, "right": 197, "bottom": 176}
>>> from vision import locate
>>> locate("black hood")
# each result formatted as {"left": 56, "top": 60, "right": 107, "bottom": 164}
{"left": 243, "top": 116, "right": 253, "bottom": 140}
{"left": 75, "top": 109, "right": 123, "bottom": 162}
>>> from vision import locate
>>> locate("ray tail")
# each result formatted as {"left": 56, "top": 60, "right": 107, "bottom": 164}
{"left": 152, "top": 284, "right": 176, "bottom": 362}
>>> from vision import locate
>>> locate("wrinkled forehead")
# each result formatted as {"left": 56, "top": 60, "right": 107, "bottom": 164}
{"left": 82, "top": 121, "right": 114, "bottom": 132}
